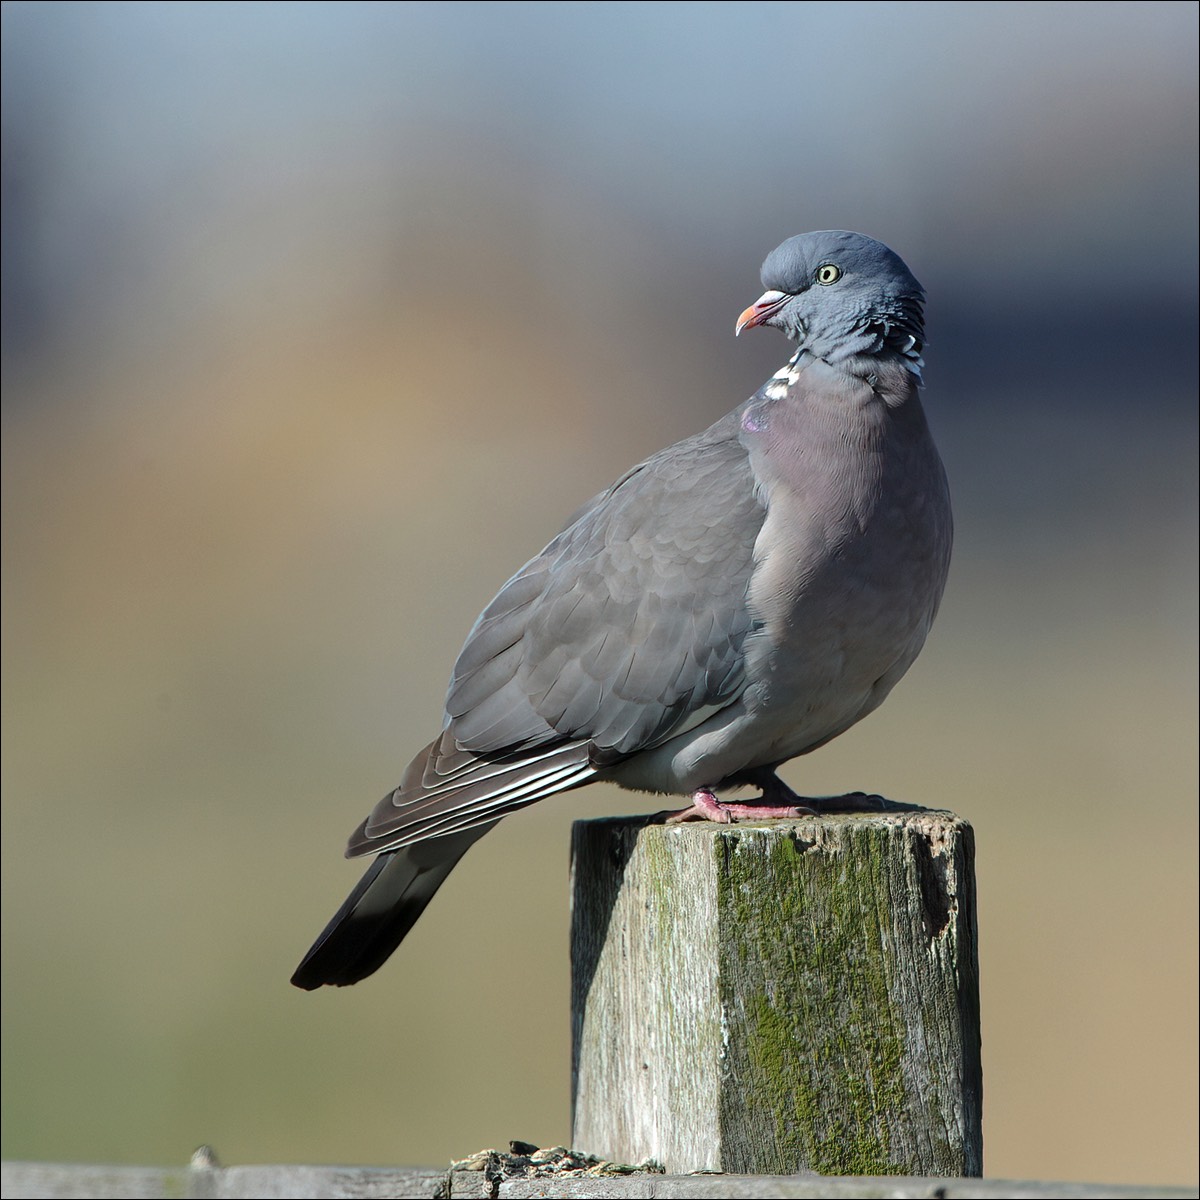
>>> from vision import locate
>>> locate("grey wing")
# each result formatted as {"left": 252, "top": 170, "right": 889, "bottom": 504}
{"left": 350, "top": 409, "right": 764, "bottom": 854}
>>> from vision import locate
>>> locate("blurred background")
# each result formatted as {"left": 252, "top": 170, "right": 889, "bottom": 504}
{"left": 2, "top": 0, "right": 1196, "bottom": 1186}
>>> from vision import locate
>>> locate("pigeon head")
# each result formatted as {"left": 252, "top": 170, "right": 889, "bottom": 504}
{"left": 736, "top": 231, "right": 925, "bottom": 370}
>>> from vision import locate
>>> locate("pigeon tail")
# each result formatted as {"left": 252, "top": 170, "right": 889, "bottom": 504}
{"left": 291, "top": 824, "right": 495, "bottom": 988}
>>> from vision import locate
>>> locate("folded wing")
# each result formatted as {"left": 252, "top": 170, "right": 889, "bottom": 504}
{"left": 351, "top": 408, "right": 765, "bottom": 855}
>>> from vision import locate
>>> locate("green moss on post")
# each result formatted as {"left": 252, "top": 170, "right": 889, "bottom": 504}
{"left": 570, "top": 811, "right": 982, "bottom": 1177}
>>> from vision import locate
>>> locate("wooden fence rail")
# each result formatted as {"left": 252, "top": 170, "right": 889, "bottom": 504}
{"left": 2, "top": 1159, "right": 1193, "bottom": 1199}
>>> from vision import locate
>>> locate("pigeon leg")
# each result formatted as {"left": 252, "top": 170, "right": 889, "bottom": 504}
{"left": 660, "top": 781, "right": 814, "bottom": 824}
{"left": 655, "top": 773, "right": 898, "bottom": 824}
{"left": 745, "top": 769, "right": 903, "bottom": 813}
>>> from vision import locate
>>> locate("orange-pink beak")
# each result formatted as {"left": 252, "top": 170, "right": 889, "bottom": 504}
{"left": 735, "top": 289, "right": 789, "bottom": 336}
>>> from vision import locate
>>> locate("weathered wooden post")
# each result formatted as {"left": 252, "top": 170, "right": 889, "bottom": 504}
{"left": 570, "top": 809, "right": 982, "bottom": 1177}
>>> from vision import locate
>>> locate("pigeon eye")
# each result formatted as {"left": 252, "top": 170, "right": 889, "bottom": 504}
{"left": 815, "top": 264, "right": 842, "bottom": 285}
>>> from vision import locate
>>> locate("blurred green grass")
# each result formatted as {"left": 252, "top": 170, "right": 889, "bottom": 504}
{"left": 2, "top": 291, "right": 1195, "bottom": 1182}
{"left": 2, "top": 2, "right": 1196, "bottom": 1186}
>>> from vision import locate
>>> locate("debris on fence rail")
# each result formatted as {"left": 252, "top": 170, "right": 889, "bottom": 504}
{"left": 2, "top": 1156, "right": 1193, "bottom": 1199}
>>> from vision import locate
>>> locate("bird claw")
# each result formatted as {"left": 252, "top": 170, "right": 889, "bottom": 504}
{"left": 657, "top": 788, "right": 815, "bottom": 825}
{"left": 653, "top": 784, "right": 904, "bottom": 825}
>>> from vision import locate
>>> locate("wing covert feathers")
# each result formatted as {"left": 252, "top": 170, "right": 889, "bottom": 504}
{"left": 350, "top": 409, "right": 764, "bottom": 858}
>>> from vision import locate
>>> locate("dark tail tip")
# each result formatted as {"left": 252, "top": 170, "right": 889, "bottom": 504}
{"left": 291, "top": 828, "right": 489, "bottom": 989}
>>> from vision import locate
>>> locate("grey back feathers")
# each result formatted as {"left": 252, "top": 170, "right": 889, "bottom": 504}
{"left": 292, "top": 230, "right": 952, "bottom": 989}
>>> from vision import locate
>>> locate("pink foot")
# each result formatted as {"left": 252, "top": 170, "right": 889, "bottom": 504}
{"left": 660, "top": 788, "right": 814, "bottom": 825}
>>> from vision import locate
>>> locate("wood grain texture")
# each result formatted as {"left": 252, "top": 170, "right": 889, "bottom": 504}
{"left": 0, "top": 1162, "right": 455, "bottom": 1199}
{"left": 2, "top": 1163, "right": 1192, "bottom": 1200}
{"left": 570, "top": 811, "right": 982, "bottom": 1177}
